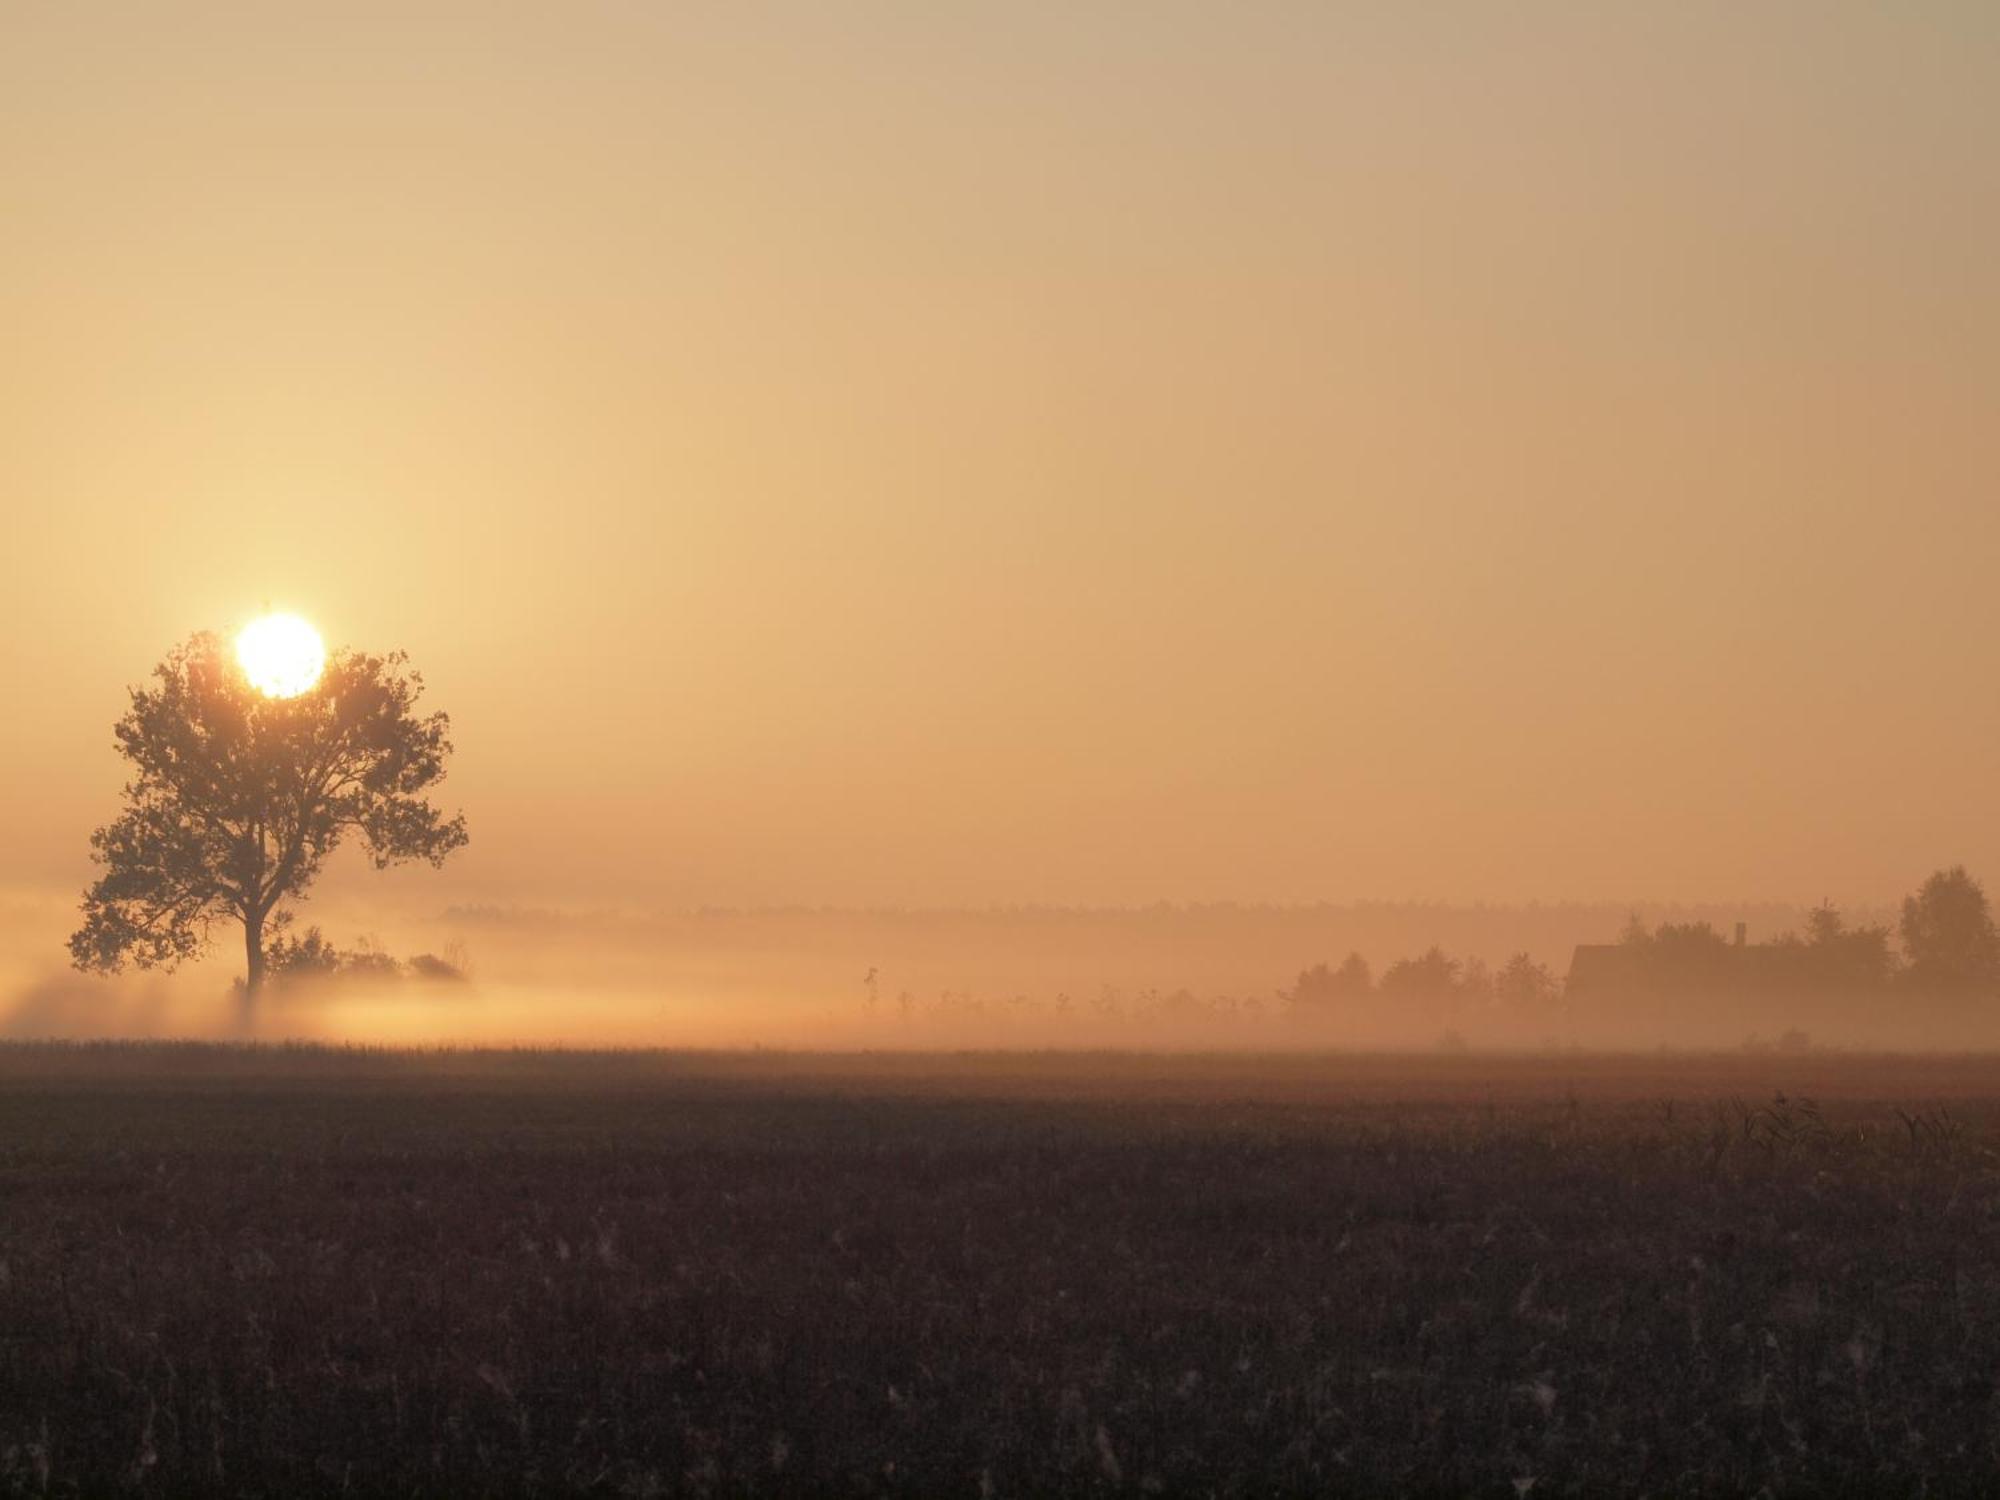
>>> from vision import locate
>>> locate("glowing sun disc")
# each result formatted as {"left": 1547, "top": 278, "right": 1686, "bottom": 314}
{"left": 237, "top": 613, "right": 325, "bottom": 698}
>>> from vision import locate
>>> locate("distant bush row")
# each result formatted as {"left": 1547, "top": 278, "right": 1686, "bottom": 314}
{"left": 263, "top": 923, "right": 470, "bottom": 989}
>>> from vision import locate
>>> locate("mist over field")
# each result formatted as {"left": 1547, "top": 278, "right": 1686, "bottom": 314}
{"left": 10, "top": 4, "right": 2000, "bottom": 1493}
{"left": 8, "top": 6, "right": 2000, "bottom": 1063}
{"left": 16, "top": 883, "right": 1987, "bottom": 1051}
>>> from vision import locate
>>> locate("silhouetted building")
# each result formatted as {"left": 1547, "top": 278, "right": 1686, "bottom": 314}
{"left": 1568, "top": 916, "right": 1895, "bottom": 1034}
{"left": 1564, "top": 944, "right": 1642, "bottom": 1004}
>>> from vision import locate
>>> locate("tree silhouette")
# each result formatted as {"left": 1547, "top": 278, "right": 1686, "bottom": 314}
{"left": 1494, "top": 952, "right": 1560, "bottom": 1014}
{"left": 1286, "top": 952, "right": 1372, "bottom": 1020}
{"left": 1378, "top": 946, "right": 1461, "bottom": 1025}
{"left": 1899, "top": 866, "right": 1999, "bottom": 994}
{"left": 1792, "top": 900, "right": 1897, "bottom": 993}
{"left": 68, "top": 632, "right": 467, "bottom": 1005}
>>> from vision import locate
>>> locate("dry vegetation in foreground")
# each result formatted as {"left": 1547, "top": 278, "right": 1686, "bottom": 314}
{"left": 6, "top": 1047, "right": 2000, "bottom": 1496}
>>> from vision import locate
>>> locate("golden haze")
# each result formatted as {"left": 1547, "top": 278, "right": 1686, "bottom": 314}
{"left": 2, "top": 4, "right": 1996, "bottom": 921}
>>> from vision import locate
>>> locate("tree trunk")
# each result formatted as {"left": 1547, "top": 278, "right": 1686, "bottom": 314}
{"left": 243, "top": 907, "right": 266, "bottom": 1006}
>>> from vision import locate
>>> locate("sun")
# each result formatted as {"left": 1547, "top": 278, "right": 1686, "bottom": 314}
{"left": 236, "top": 612, "right": 326, "bottom": 698}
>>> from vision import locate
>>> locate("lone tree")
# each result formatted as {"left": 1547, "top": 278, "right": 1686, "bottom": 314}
{"left": 69, "top": 631, "right": 467, "bottom": 1004}
{"left": 1900, "top": 865, "right": 1999, "bottom": 994}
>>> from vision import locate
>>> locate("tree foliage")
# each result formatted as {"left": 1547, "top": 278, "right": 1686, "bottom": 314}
{"left": 69, "top": 632, "right": 467, "bottom": 996}
{"left": 1900, "top": 865, "right": 1999, "bottom": 993}
{"left": 1287, "top": 952, "right": 1372, "bottom": 1018}
{"left": 1788, "top": 900, "right": 1898, "bottom": 992}
{"left": 264, "top": 917, "right": 345, "bottom": 978}
{"left": 1494, "top": 952, "right": 1561, "bottom": 1013}
{"left": 1378, "top": 946, "right": 1463, "bottom": 1023}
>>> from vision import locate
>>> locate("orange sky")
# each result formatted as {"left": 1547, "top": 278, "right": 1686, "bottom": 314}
{"left": 3, "top": 3, "right": 1997, "bottom": 912}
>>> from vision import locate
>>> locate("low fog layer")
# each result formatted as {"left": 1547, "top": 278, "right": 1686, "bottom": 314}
{"left": 18, "top": 887, "right": 1997, "bottom": 1051}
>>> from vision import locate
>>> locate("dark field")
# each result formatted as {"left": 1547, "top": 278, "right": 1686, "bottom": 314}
{"left": 7, "top": 1049, "right": 2000, "bottom": 1495}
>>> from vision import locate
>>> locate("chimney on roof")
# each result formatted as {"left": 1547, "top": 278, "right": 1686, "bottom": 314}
{"left": 1734, "top": 921, "right": 1747, "bottom": 947}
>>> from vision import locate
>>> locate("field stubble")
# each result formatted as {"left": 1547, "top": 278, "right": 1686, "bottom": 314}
{"left": 3, "top": 1047, "right": 2000, "bottom": 1495}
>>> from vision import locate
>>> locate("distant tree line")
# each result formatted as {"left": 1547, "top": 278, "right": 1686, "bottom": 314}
{"left": 1286, "top": 866, "right": 2000, "bottom": 1034}
{"left": 1284, "top": 948, "right": 1564, "bottom": 1035}
{"left": 848, "top": 867, "right": 2000, "bottom": 1045}
{"left": 872, "top": 985, "right": 1271, "bottom": 1030}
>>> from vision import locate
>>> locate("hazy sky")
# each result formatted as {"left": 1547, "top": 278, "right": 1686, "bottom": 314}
{"left": 4, "top": 2, "right": 1997, "bottom": 910}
